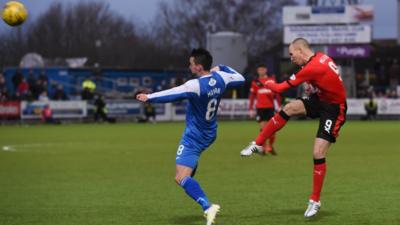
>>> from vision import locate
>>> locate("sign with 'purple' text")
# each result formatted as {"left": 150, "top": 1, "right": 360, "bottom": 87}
{"left": 327, "top": 45, "right": 370, "bottom": 58}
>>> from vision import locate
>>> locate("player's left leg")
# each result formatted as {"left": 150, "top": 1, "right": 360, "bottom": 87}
{"left": 175, "top": 144, "right": 220, "bottom": 224}
{"left": 175, "top": 164, "right": 213, "bottom": 210}
{"left": 175, "top": 165, "right": 220, "bottom": 224}
{"left": 175, "top": 151, "right": 213, "bottom": 211}
{"left": 304, "top": 137, "right": 330, "bottom": 217}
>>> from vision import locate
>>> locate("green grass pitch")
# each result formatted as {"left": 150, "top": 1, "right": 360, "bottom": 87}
{"left": 1, "top": 120, "right": 400, "bottom": 225}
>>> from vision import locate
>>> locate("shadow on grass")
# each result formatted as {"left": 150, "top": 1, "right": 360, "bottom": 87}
{"left": 277, "top": 209, "right": 338, "bottom": 222}
{"left": 236, "top": 209, "right": 338, "bottom": 221}
{"left": 169, "top": 214, "right": 203, "bottom": 225}
{"left": 303, "top": 211, "right": 338, "bottom": 222}
{"left": 169, "top": 209, "right": 337, "bottom": 224}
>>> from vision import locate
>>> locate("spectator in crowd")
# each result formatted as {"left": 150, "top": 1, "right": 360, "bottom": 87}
{"left": 388, "top": 89, "right": 398, "bottom": 99}
{"left": 27, "top": 69, "right": 36, "bottom": 91}
{"left": 0, "top": 72, "right": 7, "bottom": 93}
{"left": 31, "top": 79, "right": 45, "bottom": 100}
{"left": 0, "top": 88, "right": 8, "bottom": 102}
{"left": 93, "top": 94, "right": 115, "bottom": 123}
{"left": 16, "top": 77, "right": 29, "bottom": 100}
{"left": 374, "top": 59, "right": 387, "bottom": 93}
{"left": 26, "top": 70, "right": 37, "bottom": 100}
{"left": 12, "top": 69, "right": 23, "bottom": 92}
{"left": 137, "top": 102, "right": 157, "bottom": 123}
{"left": 82, "top": 77, "right": 96, "bottom": 100}
{"left": 53, "top": 84, "right": 68, "bottom": 100}
{"left": 38, "top": 91, "right": 50, "bottom": 101}
{"left": 144, "top": 102, "right": 156, "bottom": 123}
{"left": 389, "top": 59, "right": 399, "bottom": 90}
{"left": 41, "top": 104, "right": 59, "bottom": 124}
{"left": 38, "top": 70, "right": 48, "bottom": 84}
{"left": 0, "top": 73, "right": 8, "bottom": 101}
{"left": 362, "top": 95, "right": 378, "bottom": 120}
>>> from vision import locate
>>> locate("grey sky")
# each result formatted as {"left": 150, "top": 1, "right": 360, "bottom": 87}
{"left": 0, "top": 0, "right": 161, "bottom": 21}
{"left": 1, "top": 0, "right": 398, "bottom": 39}
{"left": 0, "top": 0, "right": 162, "bottom": 31}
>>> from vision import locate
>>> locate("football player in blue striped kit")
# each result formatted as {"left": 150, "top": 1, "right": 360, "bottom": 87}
{"left": 136, "top": 48, "right": 245, "bottom": 225}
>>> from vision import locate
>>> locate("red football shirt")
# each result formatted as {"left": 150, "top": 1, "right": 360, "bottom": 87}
{"left": 249, "top": 77, "right": 279, "bottom": 109}
{"left": 287, "top": 52, "right": 346, "bottom": 104}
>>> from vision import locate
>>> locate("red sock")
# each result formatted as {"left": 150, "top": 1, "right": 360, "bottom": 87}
{"left": 310, "top": 159, "right": 326, "bottom": 202}
{"left": 255, "top": 111, "right": 289, "bottom": 146}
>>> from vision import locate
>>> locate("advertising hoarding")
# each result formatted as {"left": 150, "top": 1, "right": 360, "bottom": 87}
{"left": 283, "top": 5, "right": 374, "bottom": 25}
{"left": 284, "top": 24, "right": 371, "bottom": 44}
{"left": 327, "top": 45, "right": 370, "bottom": 58}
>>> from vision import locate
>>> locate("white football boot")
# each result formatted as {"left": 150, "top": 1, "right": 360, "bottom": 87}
{"left": 204, "top": 204, "right": 220, "bottom": 225}
{"left": 240, "top": 141, "right": 263, "bottom": 156}
{"left": 304, "top": 200, "right": 321, "bottom": 217}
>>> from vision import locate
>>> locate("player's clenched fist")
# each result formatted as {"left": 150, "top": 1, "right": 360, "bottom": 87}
{"left": 136, "top": 93, "right": 148, "bottom": 102}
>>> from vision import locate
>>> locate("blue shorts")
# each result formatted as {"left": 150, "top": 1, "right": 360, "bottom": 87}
{"left": 175, "top": 137, "right": 214, "bottom": 169}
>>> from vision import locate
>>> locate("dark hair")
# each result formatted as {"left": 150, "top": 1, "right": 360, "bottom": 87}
{"left": 190, "top": 48, "right": 213, "bottom": 71}
{"left": 256, "top": 63, "right": 267, "bottom": 69}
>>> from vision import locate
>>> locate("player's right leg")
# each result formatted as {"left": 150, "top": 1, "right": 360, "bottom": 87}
{"left": 305, "top": 101, "right": 346, "bottom": 217}
{"left": 240, "top": 100, "right": 306, "bottom": 156}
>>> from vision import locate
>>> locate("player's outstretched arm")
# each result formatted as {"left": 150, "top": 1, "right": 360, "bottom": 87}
{"left": 145, "top": 80, "right": 199, "bottom": 103}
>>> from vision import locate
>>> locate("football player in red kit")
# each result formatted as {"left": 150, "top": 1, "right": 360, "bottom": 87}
{"left": 240, "top": 38, "right": 347, "bottom": 217}
{"left": 246, "top": 64, "right": 280, "bottom": 155}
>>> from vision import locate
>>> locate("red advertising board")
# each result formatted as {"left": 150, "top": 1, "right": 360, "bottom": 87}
{"left": 0, "top": 102, "right": 21, "bottom": 118}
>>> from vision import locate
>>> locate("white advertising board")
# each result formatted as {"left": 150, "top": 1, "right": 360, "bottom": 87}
{"left": 283, "top": 5, "right": 374, "bottom": 25}
{"left": 21, "top": 101, "right": 87, "bottom": 119}
{"left": 284, "top": 24, "right": 371, "bottom": 44}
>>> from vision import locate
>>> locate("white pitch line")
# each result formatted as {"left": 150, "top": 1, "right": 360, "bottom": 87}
{"left": 2, "top": 143, "right": 63, "bottom": 152}
{"left": 2, "top": 142, "right": 113, "bottom": 152}
{"left": 2, "top": 145, "right": 15, "bottom": 151}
